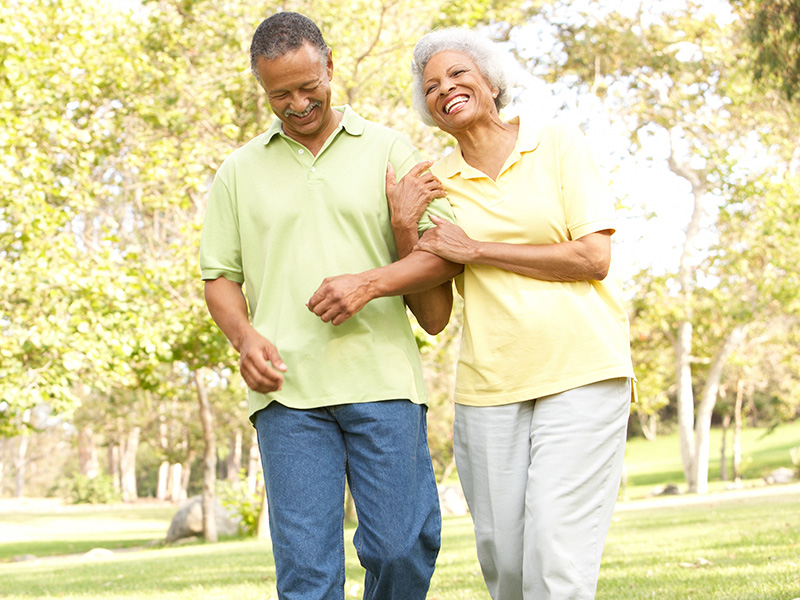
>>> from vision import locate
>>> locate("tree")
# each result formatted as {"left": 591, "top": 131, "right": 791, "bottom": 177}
{"left": 733, "top": 0, "right": 800, "bottom": 101}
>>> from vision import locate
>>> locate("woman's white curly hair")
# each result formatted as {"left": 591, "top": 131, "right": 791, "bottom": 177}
{"left": 411, "top": 28, "right": 517, "bottom": 127}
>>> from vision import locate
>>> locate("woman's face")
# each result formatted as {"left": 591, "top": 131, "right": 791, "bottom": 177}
{"left": 421, "top": 50, "right": 499, "bottom": 134}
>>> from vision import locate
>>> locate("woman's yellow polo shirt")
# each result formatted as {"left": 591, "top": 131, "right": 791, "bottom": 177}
{"left": 432, "top": 117, "right": 635, "bottom": 406}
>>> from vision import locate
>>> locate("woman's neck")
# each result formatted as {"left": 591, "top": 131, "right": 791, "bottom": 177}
{"left": 452, "top": 118, "right": 519, "bottom": 181}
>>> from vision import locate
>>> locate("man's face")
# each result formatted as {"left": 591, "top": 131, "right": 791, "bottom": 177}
{"left": 256, "top": 43, "right": 335, "bottom": 149}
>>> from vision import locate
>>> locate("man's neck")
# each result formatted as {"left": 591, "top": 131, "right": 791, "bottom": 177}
{"left": 286, "top": 109, "right": 343, "bottom": 156}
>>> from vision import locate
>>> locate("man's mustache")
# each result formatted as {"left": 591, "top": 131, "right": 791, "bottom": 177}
{"left": 284, "top": 101, "right": 321, "bottom": 118}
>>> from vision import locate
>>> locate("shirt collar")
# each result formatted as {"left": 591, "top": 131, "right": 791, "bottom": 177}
{"left": 438, "top": 114, "right": 543, "bottom": 179}
{"left": 263, "top": 105, "right": 364, "bottom": 145}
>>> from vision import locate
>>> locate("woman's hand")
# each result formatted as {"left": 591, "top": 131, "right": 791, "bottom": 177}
{"left": 416, "top": 215, "right": 476, "bottom": 264}
{"left": 386, "top": 161, "right": 446, "bottom": 235}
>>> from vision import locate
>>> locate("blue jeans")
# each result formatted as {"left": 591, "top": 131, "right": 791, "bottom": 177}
{"left": 254, "top": 400, "right": 441, "bottom": 600}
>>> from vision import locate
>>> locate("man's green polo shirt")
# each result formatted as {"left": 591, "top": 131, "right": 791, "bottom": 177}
{"left": 200, "top": 105, "right": 454, "bottom": 418}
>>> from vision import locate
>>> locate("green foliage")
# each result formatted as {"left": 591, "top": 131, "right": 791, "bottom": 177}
{"left": 59, "top": 474, "right": 122, "bottom": 505}
{"left": 432, "top": 0, "right": 536, "bottom": 29}
{"left": 734, "top": 0, "right": 800, "bottom": 101}
{"left": 215, "top": 473, "right": 262, "bottom": 537}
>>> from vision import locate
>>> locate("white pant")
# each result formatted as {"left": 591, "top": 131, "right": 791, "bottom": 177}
{"left": 454, "top": 378, "right": 631, "bottom": 600}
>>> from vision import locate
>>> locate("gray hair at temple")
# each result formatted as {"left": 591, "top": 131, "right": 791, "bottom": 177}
{"left": 250, "top": 12, "right": 329, "bottom": 85}
{"left": 411, "top": 28, "right": 516, "bottom": 127}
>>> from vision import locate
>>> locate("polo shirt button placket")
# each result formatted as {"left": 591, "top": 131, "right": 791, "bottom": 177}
{"left": 308, "top": 162, "right": 320, "bottom": 182}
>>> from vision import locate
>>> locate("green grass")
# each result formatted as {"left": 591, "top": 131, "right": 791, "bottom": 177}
{"left": 0, "top": 504, "right": 176, "bottom": 561}
{"left": 1, "top": 422, "right": 798, "bottom": 599}
{"left": 622, "top": 420, "right": 800, "bottom": 499}
{"left": 1, "top": 490, "right": 799, "bottom": 599}
{"left": 600, "top": 490, "right": 800, "bottom": 600}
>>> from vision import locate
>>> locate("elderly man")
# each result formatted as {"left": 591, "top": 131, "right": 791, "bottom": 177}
{"left": 199, "top": 11, "right": 459, "bottom": 600}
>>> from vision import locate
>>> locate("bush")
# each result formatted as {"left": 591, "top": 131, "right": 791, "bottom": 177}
{"left": 60, "top": 474, "right": 122, "bottom": 504}
{"left": 216, "top": 472, "right": 262, "bottom": 536}
{"left": 790, "top": 446, "right": 800, "bottom": 475}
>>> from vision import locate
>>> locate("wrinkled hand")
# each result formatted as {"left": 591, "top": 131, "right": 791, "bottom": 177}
{"left": 239, "top": 330, "right": 287, "bottom": 393}
{"left": 386, "top": 161, "right": 447, "bottom": 231}
{"left": 416, "top": 215, "right": 477, "bottom": 264}
{"left": 307, "top": 273, "right": 373, "bottom": 326}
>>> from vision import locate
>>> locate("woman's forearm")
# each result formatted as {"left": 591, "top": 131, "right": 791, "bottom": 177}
{"left": 469, "top": 231, "right": 612, "bottom": 282}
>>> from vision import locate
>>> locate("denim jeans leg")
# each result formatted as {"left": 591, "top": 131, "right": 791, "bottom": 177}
{"left": 336, "top": 400, "right": 441, "bottom": 600}
{"left": 254, "top": 404, "right": 347, "bottom": 600}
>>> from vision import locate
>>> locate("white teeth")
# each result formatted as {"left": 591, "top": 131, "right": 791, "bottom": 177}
{"left": 444, "top": 95, "right": 468, "bottom": 114}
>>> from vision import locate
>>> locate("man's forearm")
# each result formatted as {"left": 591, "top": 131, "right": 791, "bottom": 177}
{"left": 369, "top": 250, "right": 461, "bottom": 298}
{"left": 204, "top": 277, "right": 252, "bottom": 353}
{"left": 307, "top": 249, "right": 461, "bottom": 327}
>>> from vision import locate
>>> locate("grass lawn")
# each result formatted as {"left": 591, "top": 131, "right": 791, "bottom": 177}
{"left": 1, "top": 422, "right": 798, "bottom": 599}
{"left": 622, "top": 420, "right": 800, "bottom": 499}
{"left": 2, "top": 486, "right": 798, "bottom": 599}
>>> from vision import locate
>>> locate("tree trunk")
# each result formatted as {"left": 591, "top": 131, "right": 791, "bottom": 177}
{"left": 720, "top": 414, "right": 731, "bottom": 482}
{"left": 692, "top": 326, "right": 746, "bottom": 493}
{"left": 639, "top": 411, "right": 658, "bottom": 441}
{"left": 157, "top": 461, "right": 170, "bottom": 501}
{"left": 733, "top": 379, "right": 745, "bottom": 482}
{"left": 108, "top": 442, "right": 120, "bottom": 493}
{"left": 195, "top": 369, "right": 217, "bottom": 543}
{"left": 675, "top": 320, "right": 697, "bottom": 491}
{"left": 0, "top": 440, "right": 6, "bottom": 490}
{"left": 227, "top": 429, "right": 243, "bottom": 484}
{"left": 344, "top": 484, "right": 357, "bottom": 523}
{"left": 247, "top": 430, "right": 260, "bottom": 495}
{"left": 669, "top": 133, "right": 707, "bottom": 493}
{"left": 156, "top": 412, "right": 170, "bottom": 500}
{"left": 119, "top": 427, "right": 140, "bottom": 502}
{"left": 13, "top": 433, "right": 29, "bottom": 499}
{"left": 169, "top": 462, "right": 186, "bottom": 502}
{"left": 78, "top": 425, "right": 99, "bottom": 479}
{"left": 179, "top": 451, "right": 195, "bottom": 501}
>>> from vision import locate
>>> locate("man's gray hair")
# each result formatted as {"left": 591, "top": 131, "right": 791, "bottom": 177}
{"left": 411, "top": 28, "right": 516, "bottom": 127}
{"left": 250, "top": 12, "right": 329, "bottom": 84}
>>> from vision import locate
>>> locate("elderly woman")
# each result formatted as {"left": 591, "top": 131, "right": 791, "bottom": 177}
{"left": 389, "top": 29, "right": 636, "bottom": 600}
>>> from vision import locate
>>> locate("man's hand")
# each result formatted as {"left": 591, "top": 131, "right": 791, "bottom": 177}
{"left": 239, "top": 330, "right": 287, "bottom": 393}
{"left": 307, "top": 273, "right": 374, "bottom": 325}
{"left": 386, "top": 161, "right": 446, "bottom": 232}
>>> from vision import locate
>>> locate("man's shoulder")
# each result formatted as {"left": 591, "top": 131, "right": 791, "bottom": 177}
{"left": 215, "top": 130, "right": 279, "bottom": 175}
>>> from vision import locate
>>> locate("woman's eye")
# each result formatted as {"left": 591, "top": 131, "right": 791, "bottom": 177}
{"left": 425, "top": 84, "right": 437, "bottom": 95}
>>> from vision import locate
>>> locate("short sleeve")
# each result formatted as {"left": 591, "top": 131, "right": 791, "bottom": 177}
{"left": 558, "top": 123, "right": 616, "bottom": 240}
{"left": 199, "top": 165, "right": 245, "bottom": 283}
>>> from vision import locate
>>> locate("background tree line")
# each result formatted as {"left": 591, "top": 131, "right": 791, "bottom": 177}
{"left": 2, "top": 0, "right": 798, "bottom": 523}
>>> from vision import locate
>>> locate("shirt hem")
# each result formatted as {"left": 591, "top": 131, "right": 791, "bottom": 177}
{"left": 248, "top": 394, "right": 428, "bottom": 424}
{"left": 454, "top": 367, "right": 635, "bottom": 407}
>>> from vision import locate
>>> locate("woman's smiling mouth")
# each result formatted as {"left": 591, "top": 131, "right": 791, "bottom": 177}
{"left": 444, "top": 95, "right": 469, "bottom": 114}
